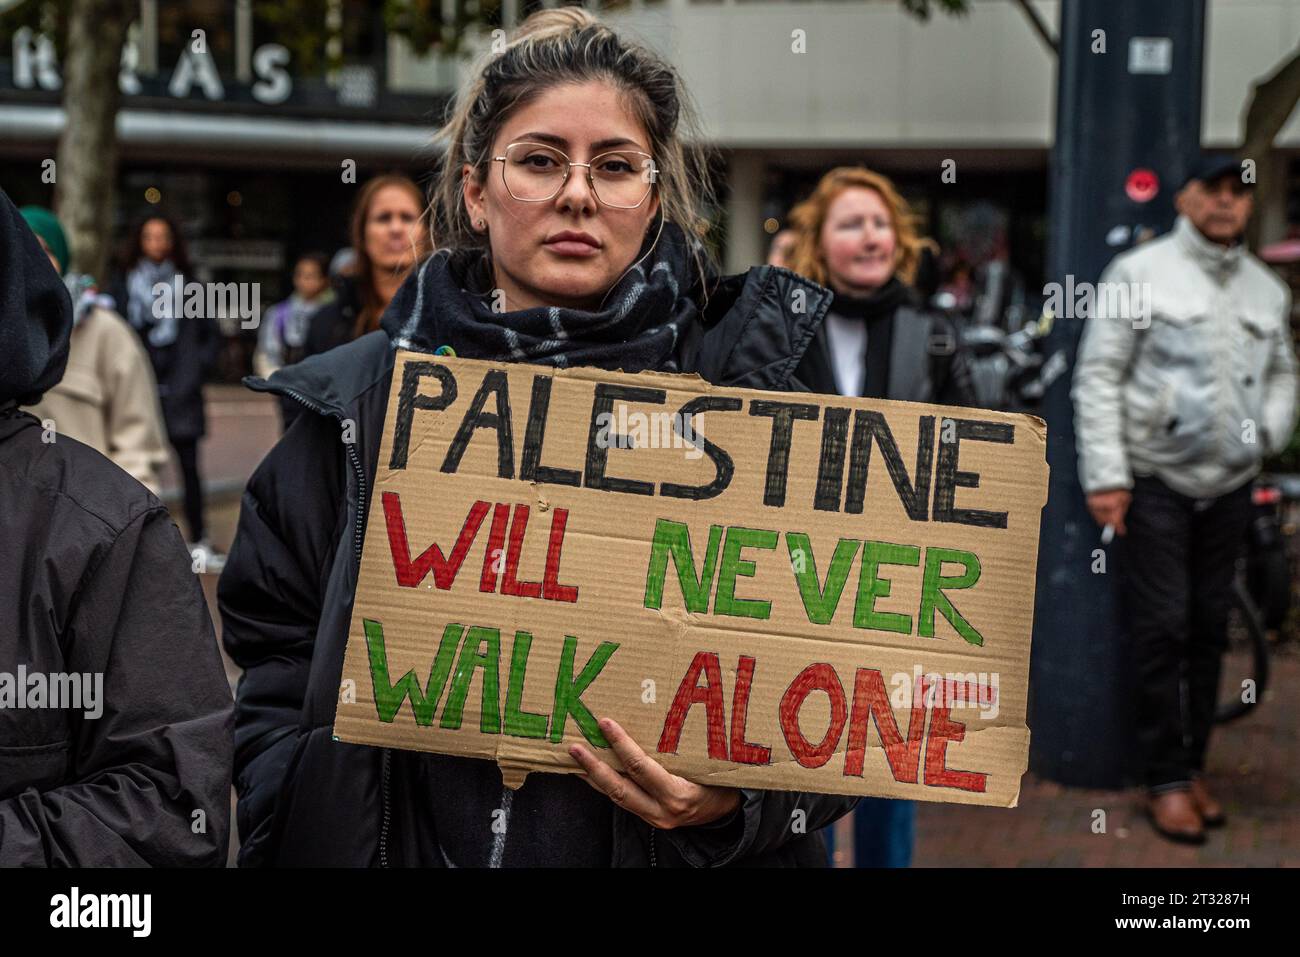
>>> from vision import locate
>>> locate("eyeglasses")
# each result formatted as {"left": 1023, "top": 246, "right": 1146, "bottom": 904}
{"left": 491, "top": 141, "right": 659, "bottom": 209}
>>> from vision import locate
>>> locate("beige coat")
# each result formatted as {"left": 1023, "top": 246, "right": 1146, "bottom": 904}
{"left": 25, "top": 306, "right": 169, "bottom": 495}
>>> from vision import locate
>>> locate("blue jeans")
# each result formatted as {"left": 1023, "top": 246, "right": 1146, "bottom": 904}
{"left": 825, "top": 798, "right": 914, "bottom": 867}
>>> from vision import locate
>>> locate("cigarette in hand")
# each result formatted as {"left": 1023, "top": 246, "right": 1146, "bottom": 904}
{"left": 1100, "top": 524, "right": 1115, "bottom": 545}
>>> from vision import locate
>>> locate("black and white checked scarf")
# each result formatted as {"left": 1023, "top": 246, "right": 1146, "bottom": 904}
{"left": 382, "top": 217, "right": 703, "bottom": 373}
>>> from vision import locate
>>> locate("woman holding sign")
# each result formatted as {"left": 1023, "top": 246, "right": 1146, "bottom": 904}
{"left": 219, "top": 7, "right": 857, "bottom": 867}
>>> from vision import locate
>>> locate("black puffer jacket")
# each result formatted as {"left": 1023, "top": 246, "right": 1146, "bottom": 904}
{"left": 219, "top": 264, "right": 861, "bottom": 867}
{"left": 278, "top": 274, "right": 363, "bottom": 432}
{"left": 0, "top": 189, "right": 233, "bottom": 866}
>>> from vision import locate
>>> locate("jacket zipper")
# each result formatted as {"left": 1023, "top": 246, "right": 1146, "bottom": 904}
{"left": 280, "top": 386, "right": 389, "bottom": 865}
{"left": 379, "top": 749, "right": 392, "bottom": 868}
{"left": 649, "top": 826, "right": 658, "bottom": 867}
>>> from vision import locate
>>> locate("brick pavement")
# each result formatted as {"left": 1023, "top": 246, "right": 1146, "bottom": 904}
{"left": 912, "top": 646, "right": 1300, "bottom": 867}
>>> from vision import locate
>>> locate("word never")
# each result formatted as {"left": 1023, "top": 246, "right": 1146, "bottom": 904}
{"left": 645, "top": 519, "right": 985, "bottom": 645}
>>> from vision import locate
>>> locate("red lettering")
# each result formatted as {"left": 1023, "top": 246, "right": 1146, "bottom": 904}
{"left": 657, "top": 651, "right": 728, "bottom": 760}
{"left": 541, "top": 508, "right": 579, "bottom": 603}
{"left": 383, "top": 492, "right": 489, "bottom": 589}
{"left": 729, "top": 655, "right": 771, "bottom": 765}
{"left": 923, "top": 679, "right": 988, "bottom": 792}
{"left": 501, "top": 505, "right": 543, "bottom": 598}
{"left": 843, "top": 669, "right": 928, "bottom": 782}
{"left": 779, "top": 663, "right": 847, "bottom": 769}
{"left": 479, "top": 503, "right": 510, "bottom": 593}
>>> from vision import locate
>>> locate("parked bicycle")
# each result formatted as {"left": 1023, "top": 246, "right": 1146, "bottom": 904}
{"left": 1217, "top": 474, "right": 1300, "bottom": 723}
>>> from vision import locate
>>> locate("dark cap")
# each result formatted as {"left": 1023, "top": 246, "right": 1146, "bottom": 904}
{"left": 1182, "top": 153, "right": 1252, "bottom": 190}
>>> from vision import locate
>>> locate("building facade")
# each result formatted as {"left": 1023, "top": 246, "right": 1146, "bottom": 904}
{"left": 2, "top": 0, "right": 1297, "bottom": 322}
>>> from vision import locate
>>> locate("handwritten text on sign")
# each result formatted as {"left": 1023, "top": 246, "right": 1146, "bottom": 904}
{"left": 333, "top": 353, "right": 1048, "bottom": 806}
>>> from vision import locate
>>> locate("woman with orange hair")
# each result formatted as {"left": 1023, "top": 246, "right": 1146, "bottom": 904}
{"left": 788, "top": 166, "right": 971, "bottom": 406}
{"left": 786, "top": 166, "right": 973, "bottom": 868}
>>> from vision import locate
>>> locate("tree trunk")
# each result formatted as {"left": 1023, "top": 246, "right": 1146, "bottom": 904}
{"left": 53, "top": 0, "right": 132, "bottom": 281}
{"left": 1241, "top": 44, "right": 1300, "bottom": 249}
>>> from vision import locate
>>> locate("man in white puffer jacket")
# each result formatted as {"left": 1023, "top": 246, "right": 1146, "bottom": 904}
{"left": 1073, "top": 155, "right": 1297, "bottom": 846}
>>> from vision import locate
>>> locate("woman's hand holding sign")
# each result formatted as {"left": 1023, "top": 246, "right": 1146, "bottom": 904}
{"left": 570, "top": 717, "right": 742, "bottom": 828}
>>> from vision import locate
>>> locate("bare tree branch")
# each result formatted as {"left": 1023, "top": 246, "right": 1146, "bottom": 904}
{"left": 1011, "top": 0, "right": 1057, "bottom": 56}
{"left": 1241, "top": 42, "right": 1300, "bottom": 160}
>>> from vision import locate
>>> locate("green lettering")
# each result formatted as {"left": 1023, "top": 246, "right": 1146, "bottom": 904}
{"left": 787, "top": 532, "right": 860, "bottom": 625}
{"left": 365, "top": 618, "right": 461, "bottom": 726}
{"left": 853, "top": 541, "right": 921, "bottom": 634}
{"left": 440, "top": 626, "right": 502, "bottom": 732}
{"left": 550, "top": 636, "right": 619, "bottom": 745}
{"left": 643, "top": 519, "right": 723, "bottom": 613}
{"left": 919, "top": 547, "right": 984, "bottom": 646}
{"left": 503, "top": 630, "right": 549, "bottom": 739}
{"left": 714, "top": 526, "right": 778, "bottom": 619}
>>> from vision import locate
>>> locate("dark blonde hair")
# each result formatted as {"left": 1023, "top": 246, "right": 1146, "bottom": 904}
{"left": 786, "top": 166, "right": 935, "bottom": 288}
{"left": 432, "top": 6, "right": 718, "bottom": 290}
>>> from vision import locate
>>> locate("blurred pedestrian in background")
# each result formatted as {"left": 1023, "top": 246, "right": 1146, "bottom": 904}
{"left": 788, "top": 166, "right": 973, "bottom": 405}
{"left": 938, "top": 258, "right": 976, "bottom": 313}
{"left": 1073, "top": 154, "right": 1298, "bottom": 845}
{"left": 302, "top": 172, "right": 430, "bottom": 356}
{"left": 253, "top": 251, "right": 334, "bottom": 378}
{"left": 253, "top": 251, "right": 336, "bottom": 432}
{"left": 116, "top": 214, "right": 221, "bottom": 562}
{"left": 19, "top": 206, "right": 168, "bottom": 495}
{"left": 272, "top": 174, "right": 431, "bottom": 431}
{"left": 785, "top": 165, "right": 974, "bottom": 868}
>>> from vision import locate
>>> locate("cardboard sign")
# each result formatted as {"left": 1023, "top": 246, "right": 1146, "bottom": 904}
{"left": 333, "top": 352, "right": 1049, "bottom": 807}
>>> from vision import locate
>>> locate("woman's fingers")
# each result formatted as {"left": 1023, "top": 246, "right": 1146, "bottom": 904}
{"left": 569, "top": 742, "right": 660, "bottom": 822}
{"left": 596, "top": 717, "right": 680, "bottom": 800}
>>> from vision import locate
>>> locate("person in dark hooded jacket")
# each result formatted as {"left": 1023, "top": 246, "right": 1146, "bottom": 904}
{"left": 219, "top": 8, "right": 856, "bottom": 868}
{"left": 0, "top": 188, "right": 234, "bottom": 866}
